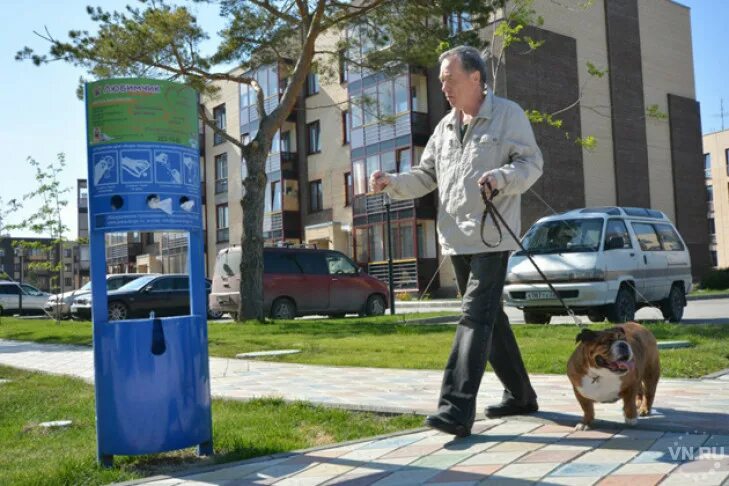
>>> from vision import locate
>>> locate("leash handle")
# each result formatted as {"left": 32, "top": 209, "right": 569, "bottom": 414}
{"left": 479, "top": 183, "right": 583, "bottom": 327}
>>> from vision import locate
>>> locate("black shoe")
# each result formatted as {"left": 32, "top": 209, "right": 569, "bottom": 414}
{"left": 424, "top": 415, "right": 471, "bottom": 437}
{"left": 485, "top": 401, "right": 539, "bottom": 418}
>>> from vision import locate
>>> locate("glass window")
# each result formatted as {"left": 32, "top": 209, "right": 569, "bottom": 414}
{"left": 655, "top": 223, "right": 685, "bottom": 251}
{"left": 371, "top": 225, "right": 384, "bottom": 261}
{"left": 0, "top": 284, "right": 20, "bottom": 295}
{"left": 264, "top": 252, "right": 301, "bottom": 274}
{"left": 397, "top": 148, "right": 411, "bottom": 173}
{"left": 353, "top": 159, "right": 367, "bottom": 195}
{"left": 326, "top": 253, "right": 358, "bottom": 275}
{"left": 631, "top": 223, "right": 662, "bottom": 251}
{"left": 709, "top": 217, "right": 715, "bottom": 235}
{"left": 381, "top": 151, "right": 396, "bottom": 173}
{"left": 355, "top": 227, "right": 369, "bottom": 263}
{"left": 344, "top": 172, "right": 353, "bottom": 206}
{"left": 215, "top": 153, "right": 228, "bottom": 194}
{"left": 307, "top": 121, "right": 321, "bottom": 154}
{"left": 295, "top": 252, "right": 328, "bottom": 275}
{"left": 704, "top": 153, "right": 712, "bottom": 178}
{"left": 351, "top": 96, "right": 363, "bottom": 128}
{"left": 309, "top": 180, "right": 323, "bottom": 212}
{"left": 711, "top": 250, "right": 718, "bottom": 267}
{"left": 394, "top": 75, "right": 409, "bottom": 113}
{"left": 217, "top": 204, "right": 229, "bottom": 229}
{"left": 271, "top": 181, "right": 281, "bottom": 211}
{"left": 603, "top": 219, "right": 632, "bottom": 249}
{"left": 519, "top": 218, "right": 604, "bottom": 254}
{"left": 399, "top": 224, "right": 414, "bottom": 259}
{"left": 378, "top": 81, "right": 393, "bottom": 118}
{"left": 338, "top": 50, "right": 348, "bottom": 83}
{"left": 267, "top": 67, "right": 278, "bottom": 98}
{"left": 342, "top": 110, "right": 351, "bottom": 144}
{"left": 280, "top": 131, "right": 291, "bottom": 153}
{"left": 363, "top": 86, "right": 377, "bottom": 124}
{"left": 306, "top": 72, "right": 319, "bottom": 96}
{"left": 151, "top": 277, "right": 175, "bottom": 291}
{"left": 172, "top": 276, "right": 190, "bottom": 291}
{"left": 707, "top": 185, "right": 713, "bottom": 202}
{"left": 366, "top": 155, "right": 380, "bottom": 181}
{"left": 726, "top": 149, "right": 729, "bottom": 176}
{"left": 213, "top": 104, "right": 226, "bottom": 145}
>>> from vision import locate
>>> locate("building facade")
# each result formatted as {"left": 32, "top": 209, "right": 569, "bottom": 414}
{"left": 703, "top": 129, "right": 729, "bottom": 268}
{"left": 202, "top": 0, "right": 711, "bottom": 294}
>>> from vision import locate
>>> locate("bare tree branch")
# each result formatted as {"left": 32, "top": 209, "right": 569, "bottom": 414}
{"left": 247, "top": 0, "right": 300, "bottom": 25}
{"left": 321, "top": 0, "right": 389, "bottom": 30}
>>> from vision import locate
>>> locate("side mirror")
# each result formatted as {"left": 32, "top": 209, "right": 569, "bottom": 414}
{"left": 605, "top": 235, "right": 624, "bottom": 251}
{"left": 142, "top": 285, "right": 153, "bottom": 293}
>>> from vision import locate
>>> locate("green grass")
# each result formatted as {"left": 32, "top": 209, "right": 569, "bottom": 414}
{"left": 1, "top": 316, "right": 728, "bottom": 378}
{"left": 689, "top": 288, "right": 729, "bottom": 297}
{"left": 0, "top": 365, "right": 423, "bottom": 486}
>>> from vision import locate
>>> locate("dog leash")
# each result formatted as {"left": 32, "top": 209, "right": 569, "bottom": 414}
{"left": 479, "top": 181, "right": 584, "bottom": 328}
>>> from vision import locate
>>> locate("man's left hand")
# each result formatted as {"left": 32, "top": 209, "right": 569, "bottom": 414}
{"left": 478, "top": 173, "right": 499, "bottom": 199}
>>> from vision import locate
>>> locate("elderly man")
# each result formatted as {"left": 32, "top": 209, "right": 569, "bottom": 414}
{"left": 370, "top": 46, "right": 543, "bottom": 437}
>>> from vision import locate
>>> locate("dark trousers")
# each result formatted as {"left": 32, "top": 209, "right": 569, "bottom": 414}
{"left": 436, "top": 252, "right": 537, "bottom": 427}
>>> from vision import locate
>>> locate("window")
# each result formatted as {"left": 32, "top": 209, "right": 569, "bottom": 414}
{"left": 326, "top": 253, "right": 358, "bottom": 275}
{"left": 726, "top": 149, "right": 729, "bottom": 176}
{"left": 64, "top": 249, "right": 72, "bottom": 258}
{"left": 631, "top": 223, "right": 661, "bottom": 251}
{"left": 295, "top": 252, "right": 328, "bottom": 275}
{"left": 264, "top": 252, "right": 301, "bottom": 274}
{"left": 344, "top": 172, "right": 353, "bottom": 207}
{"left": 397, "top": 148, "right": 411, "bottom": 173}
{"left": 271, "top": 180, "right": 281, "bottom": 211}
{"left": 355, "top": 227, "right": 369, "bottom": 262}
{"left": 64, "top": 263, "right": 72, "bottom": 272}
{"left": 342, "top": 110, "right": 351, "bottom": 144}
{"left": 215, "top": 153, "right": 228, "bottom": 194}
{"left": 309, "top": 180, "right": 323, "bottom": 213}
{"left": 603, "top": 219, "right": 632, "bottom": 249}
{"left": 306, "top": 72, "right": 319, "bottom": 96}
{"left": 0, "top": 283, "right": 20, "bottom": 295}
{"left": 338, "top": 50, "right": 348, "bottom": 83}
{"left": 704, "top": 153, "right": 712, "bottom": 178}
{"left": 381, "top": 151, "right": 396, "bottom": 173}
{"left": 655, "top": 223, "right": 685, "bottom": 251}
{"left": 707, "top": 185, "right": 713, "bottom": 202}
{"left": 353, "top": 159, "right": 367, "bottom": 195}
{"left": 366, "top": 154, "right": 380, "bottom": 182}
{"left": 394, "top": 76, "right": 409, "bottom": 113}
{"left": 711, "top": 250, "right": 718, "bottom": 267}
{"left": 378, "top": 81, "right": 394, "bottom": 118}
{"left": 216, "top": 204, "right": 229, "bottom": 242}
{"left": 446, "top": 12, "right": 472, "bottom": 35}
{"left": 709, "top": 217, "right": 716, "bottom": 235}
{"left": 64, "top": 278, "right": 73, "bottom": 288}
{"left": 351, "top": 96, "right": 363, "bottom": 128}
{"left": 280, "top": 131, "right": 291, "bottom": 153}
{"left": 363, "top": 86, "right": 377, "bottom": 124}
{"left": 307, "top": 121, "right": 321, "bottom": 154}
{"left": 213, "top": 104, "right": 226, "bottom": 145}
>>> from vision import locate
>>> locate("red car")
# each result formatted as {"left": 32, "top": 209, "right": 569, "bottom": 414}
{"left": 210, "top": 247, "right": 389, "bottom": 319}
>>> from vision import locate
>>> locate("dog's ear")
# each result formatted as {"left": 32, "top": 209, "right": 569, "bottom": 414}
{"left": 575, "top": 329, "right": 598, "bottom": 344}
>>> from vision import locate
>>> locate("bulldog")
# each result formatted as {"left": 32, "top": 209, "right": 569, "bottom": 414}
{"left": 567, "top": 322, "right": 660, "bottom": 430}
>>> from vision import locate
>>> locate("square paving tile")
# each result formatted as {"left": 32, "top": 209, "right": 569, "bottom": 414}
{"left": 494, "top": 462, "right": 560, "bottom": 479}
{"left": 518, "top": 449, "right": 583, "bottom": 464}
{"left": 595, "top": 474, "right": 665, "bottom": 486}
{"left": 458, "top": 451, "right": 527, "bottom": 466}
{"left": 549, "top": 462, "right": 621, "bottom": 477}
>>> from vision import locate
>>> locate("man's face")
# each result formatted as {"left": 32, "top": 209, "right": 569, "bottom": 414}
{"left": 439, "top": 55, "right": 481, "bottom": 110}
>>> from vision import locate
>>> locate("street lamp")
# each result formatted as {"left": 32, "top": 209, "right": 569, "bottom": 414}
{"left": 383, "top": 193, "right": 396, "bottom": 315}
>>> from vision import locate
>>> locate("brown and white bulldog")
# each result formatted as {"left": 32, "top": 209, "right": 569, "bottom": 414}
{"left": 567, "top": 322, "right": 660, "bottom": 430}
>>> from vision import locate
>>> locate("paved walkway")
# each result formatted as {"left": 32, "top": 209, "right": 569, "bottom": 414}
{"left": 1, "top": 339, "right": 728, "bottom": 485}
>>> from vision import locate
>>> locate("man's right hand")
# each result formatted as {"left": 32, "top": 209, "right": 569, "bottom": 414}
{"left": 369, "top": 170, "right": 391, "bottom": 193}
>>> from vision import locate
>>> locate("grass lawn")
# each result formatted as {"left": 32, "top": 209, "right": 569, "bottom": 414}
{"left": 689, "top": 288, "right": 729, "bottom": 297}
{"left": 0, "top": 365, "right": 423, "bottom": 486}
{"left": 1, "top": 315, "right": 728, "bottom": 377}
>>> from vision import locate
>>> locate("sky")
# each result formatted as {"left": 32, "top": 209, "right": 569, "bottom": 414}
{"left": 1, "top": 0, "right": 727, "bottom": 238}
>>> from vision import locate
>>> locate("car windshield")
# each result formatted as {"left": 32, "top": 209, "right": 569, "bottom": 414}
{"left": 517, "top": 218, "right": 603, "bottom": 255}
{"left": 115, "top": 275, "right": 157, "bottom": 292}
{"left": 79, "top": 281, "right": 92, "bottom": 291}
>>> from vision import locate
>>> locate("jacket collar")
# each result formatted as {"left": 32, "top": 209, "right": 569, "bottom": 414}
{"left": 445, "top": 90, "right": 493, "bottom": 130}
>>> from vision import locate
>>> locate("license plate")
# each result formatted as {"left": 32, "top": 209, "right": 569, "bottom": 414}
{"left": 525, "top": 291, "right": 555, "bottom": 300}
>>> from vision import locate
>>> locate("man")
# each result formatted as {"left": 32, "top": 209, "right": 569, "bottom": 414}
{"left": 370, "top": 46, "right": 543, "bottom": 437}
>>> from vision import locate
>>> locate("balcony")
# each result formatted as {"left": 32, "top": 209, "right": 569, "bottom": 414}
{"left": 162, "top": 233, "right": 189, "bottom": 251}
{"left": 367, "top": 259, "right": 418, "bottom": 291}
{"left": 353, "top": 193, "right": 415, "bottom": 218}
{"left": 106, "top": 242, "right": 143, "bottom": 265}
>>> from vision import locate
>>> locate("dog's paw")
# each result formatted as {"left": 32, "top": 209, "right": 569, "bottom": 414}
{"left": 574, "top": 422, "right": 590, "bottom": 431}
{"left": 624, "top": 417, "right": 638, "bottom": 426}
{"left": 639, "top": 408, "right": 650, "bottom": 417}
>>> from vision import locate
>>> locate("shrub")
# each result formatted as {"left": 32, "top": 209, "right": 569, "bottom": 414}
{"left": 700, "top": 268, "right": 729, "bottom": 290}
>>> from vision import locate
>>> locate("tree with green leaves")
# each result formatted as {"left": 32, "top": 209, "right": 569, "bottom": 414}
{"left": 18, "top": 0, "right": 507, "bottom": 321}
{"left": 6, "top": 155, "right": 71, "bottom": 324}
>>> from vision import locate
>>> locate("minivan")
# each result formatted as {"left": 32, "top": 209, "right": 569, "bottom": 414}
{"left": 503, "top": 207, "right": 692, "bottom": 324}
{"left": 0, "top": 281, "right": 49, "bottom": 315}
{"left": 210, "top": 246, "right": 390, "bottom": 319}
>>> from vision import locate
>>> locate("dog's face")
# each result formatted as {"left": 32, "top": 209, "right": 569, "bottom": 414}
{"left": 575, "top": 327, "right": 635, "bottom": 375}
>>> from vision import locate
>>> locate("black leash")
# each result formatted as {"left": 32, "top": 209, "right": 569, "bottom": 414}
{"left": 479, "top": 181, "right": 583, "bottom": 327}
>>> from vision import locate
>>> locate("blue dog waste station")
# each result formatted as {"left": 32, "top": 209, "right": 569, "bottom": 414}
{"left": 85, "top": 78, "right": 212, "bottom": 467}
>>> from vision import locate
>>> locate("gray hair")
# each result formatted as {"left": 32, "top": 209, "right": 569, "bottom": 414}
{"left": 438, "top": 45, "right": 489, "bottom": 89}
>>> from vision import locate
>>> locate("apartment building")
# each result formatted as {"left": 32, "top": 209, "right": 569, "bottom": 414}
{"left": 703, "top": 129, "right": 729, "bottom": 268}
{"left": 202, "top": 0, "right": 711, "bottom": 295}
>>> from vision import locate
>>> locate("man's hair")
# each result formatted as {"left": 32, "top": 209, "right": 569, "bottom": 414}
{"left": 438, "top": 45, "right": 489, "bottom": 89}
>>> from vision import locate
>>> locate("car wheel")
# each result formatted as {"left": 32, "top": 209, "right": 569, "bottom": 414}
{"left": 328, "top": 313, "right": 347, "bottom": 319}
{"left": 661, "top": 284, "right": 685, "bottom": 323}
{"left": 361, "top": 295, "right": 386, "bottom": 317}
{"left": 270, "top": 298, "right": 296, "bottom": 320}
{"left": 230, "top": 312, "right": 238, "bottom": 321}
{"left": 108, "top": 302, "right": 129, "bottom": 321}
{"left": 606, "top": 285, "right": 636, "bottom": 323}
{"left": 587, "top": 309, "right": 606, "bottom": 323}
{"left": 207, "top": 309, "right": 224, "bottom": 320}
{"left": 523, "top": 310, "right": 551, "bottom": 324}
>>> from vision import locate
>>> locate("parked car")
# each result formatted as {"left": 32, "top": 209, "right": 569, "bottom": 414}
{"left": 503, "top": 206, "right": 692, "bottom": 324}
{"left": 0, "top": 281, "right": 49, "bottom": 315}
{"left": 210, "top": 246, "right": 390, "bottom": 319}
{"left": 73, "top": 275, "right": 219, "bottom": 321}
{"left": 49, "top": 273, "right": 150, "bottom": 318}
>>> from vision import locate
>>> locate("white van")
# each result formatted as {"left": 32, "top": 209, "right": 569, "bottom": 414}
{"left": 503, "top": 207, "right": 692, "bottom": 324}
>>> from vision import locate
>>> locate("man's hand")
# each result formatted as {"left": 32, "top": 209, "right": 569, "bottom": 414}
{"left": 370, "top": 170, "right": 391, "bottom": 193}
{"left": 477, "top": 173, "right": 499, "bottom": 199}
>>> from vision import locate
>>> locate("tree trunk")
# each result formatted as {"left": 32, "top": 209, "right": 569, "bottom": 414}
{"left": 237, "top": 146, "right": 268, "bottom": 322}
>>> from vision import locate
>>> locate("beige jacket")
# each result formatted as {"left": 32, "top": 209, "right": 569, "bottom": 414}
{"left": 384, "top": 91, "right": 543, "bottom": 255}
